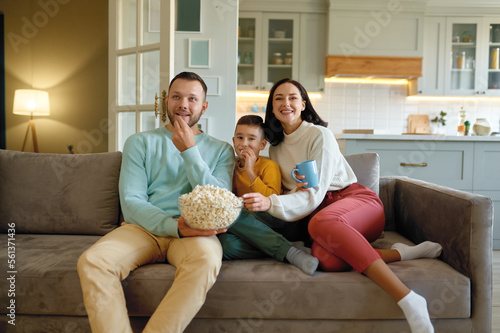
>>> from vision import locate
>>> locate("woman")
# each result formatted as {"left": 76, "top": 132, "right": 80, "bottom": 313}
{"left": 242, "top": 78, "right": 441, "bottom": 333}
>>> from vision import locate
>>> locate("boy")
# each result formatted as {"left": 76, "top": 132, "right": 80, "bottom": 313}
{"left": 219, "top": 115, "right": 319, "bottom": 275}
{"left": 232, "top": 115, "right": 281, "bottom": 197}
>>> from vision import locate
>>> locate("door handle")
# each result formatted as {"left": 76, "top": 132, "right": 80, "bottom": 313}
{"left": 154, "top": 90, "right": 167, "bottom": 123}
{"left": 400, "top": 163, "right": 428, "bottom": 167}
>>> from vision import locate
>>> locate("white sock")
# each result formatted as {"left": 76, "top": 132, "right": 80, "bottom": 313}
{"left": 391, "top": 241, "right": 442, "bottom": 261}
{"left": 397, "top": 290, "right": 434, "bottom": 333}
{"left": 286, "top": 246, "right": 318, "bottom": 276}
{"left": 291, "top": 241, "right": 312, "bottom": 255}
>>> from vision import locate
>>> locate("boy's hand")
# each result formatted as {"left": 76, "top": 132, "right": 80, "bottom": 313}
{"left": 172, "top": 116, "right": 195, "bottom": 152}
{"left": 239, "top": 147, "right": 258, "bottom": 183}
{"left": 177, "top": 216, "right": 227, "bottom": 237}
{"left": 241, "top": 148, "right": 257, "bottom": 171}
{"left": 242, "top": 192, "right": 271, "bottom": 211}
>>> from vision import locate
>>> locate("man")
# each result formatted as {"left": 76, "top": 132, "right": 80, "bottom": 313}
{"left": 77, "top": 72, "right": 235, "bottom": 333}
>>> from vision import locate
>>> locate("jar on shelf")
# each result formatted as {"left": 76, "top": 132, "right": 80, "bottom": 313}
{"left": 462, "top": 31, "right": 472, "bottom": 43}
{"left": 473, "top": 118, "right": 491, "bottom": 136}
{"left": 247, "top": 26, "right": 255, "bottom": 38}
{"left": 284, "top": 52, "right": 293, "bottom": 65}
{"left": 465, "top": 56, "right": 475, "bottom": 69}
{"left": 272, "top": 52, "right": 283, "bottom": 65}
{"left": 456, "top": 51, "right": 466, "bottom": 69}
{"left": 243, "top": 52, "right": 253, "bottom": 64}
{"left": 490, "top": 48, "right": 499, "bottom": 70}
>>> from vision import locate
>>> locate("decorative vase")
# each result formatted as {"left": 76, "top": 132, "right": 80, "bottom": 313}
{"left": 473, "top": 118, "right": 491, "bottom": 136}
{"left": 430, "top": 122, "right": 443, "bottom": 134}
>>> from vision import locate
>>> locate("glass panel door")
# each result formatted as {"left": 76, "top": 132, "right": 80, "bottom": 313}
{"left": 488, "top": 23, "right": 500, "bottom": 91}
{"left": 110, "top": 0, "right": 173, "bottom": 151}
{"left": 267, "top": 19, "right": 294, "bottom": 85}
{"left": 238, "top": 14, "right": 260, "bottom": 90}
{"left": 450, "top": 23, "right": 477, "bottom": 91}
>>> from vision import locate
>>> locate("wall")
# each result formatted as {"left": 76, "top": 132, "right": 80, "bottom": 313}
{"left": 174, "top": 1, "right": 238, "bottom": 145}
{"left": 4, "top": 0, "right": 108, "bottom": 153}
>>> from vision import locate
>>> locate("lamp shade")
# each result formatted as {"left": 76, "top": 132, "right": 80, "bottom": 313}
{"left": 13, "top": 89, "right": 50, "bottom": 116}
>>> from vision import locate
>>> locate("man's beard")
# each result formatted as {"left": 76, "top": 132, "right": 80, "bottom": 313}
{"left": 167, "top": 108, "right": 202, "bottom": 129}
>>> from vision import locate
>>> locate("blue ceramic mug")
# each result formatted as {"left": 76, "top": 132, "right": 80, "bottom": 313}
{"left": 291, "top": 160, "right": 318, "bottom": 188}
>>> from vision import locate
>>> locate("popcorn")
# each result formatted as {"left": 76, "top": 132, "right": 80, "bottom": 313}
{"left": 179, "top": 184, "right": 243, "bottom": 230}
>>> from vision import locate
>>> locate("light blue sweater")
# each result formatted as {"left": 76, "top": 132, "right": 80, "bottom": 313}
{"left": 119, "top": 126, "right": 235, "bottom": 237}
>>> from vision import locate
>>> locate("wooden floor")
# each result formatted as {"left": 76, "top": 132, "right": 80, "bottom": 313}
{"left": 493, "top": 251, "right": 500, "bottom": 332}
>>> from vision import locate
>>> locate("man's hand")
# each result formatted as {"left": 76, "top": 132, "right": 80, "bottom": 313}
{"left": 171, "top": 116, "right": 195, "bottom": 152}
{"left": 242, "top": 192, "right": 272, "bottom": 211}
{"left": 177, "top": 216, "right": 227, "bottom": 237}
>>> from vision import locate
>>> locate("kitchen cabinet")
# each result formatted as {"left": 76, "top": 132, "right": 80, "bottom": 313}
{"left": 238, "top": 12, "right": 300, "bottom": 91}
{"left": 327, "top": 10, "right": 424, "bottom": 58}
{"left": 416, "top": 17, "right": 446, "bottom": 95}
{"left": 298, "top": 13, "right": 326, "bottom": 92}
{"left": 343, "top": 138, "right": 474, "bottom": 190}
{"left": 238, "top": 11, "right": 326, "bottom": 92}
{"left": 414, "top": 16, "right": 500, "bottom": 96}
{"left": 340, "top": 134, "right": 500, "bottom": 248}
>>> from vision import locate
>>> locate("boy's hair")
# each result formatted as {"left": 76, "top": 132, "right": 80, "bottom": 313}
{"left": 236, "top": 115, "right": 265, "bottom": 138}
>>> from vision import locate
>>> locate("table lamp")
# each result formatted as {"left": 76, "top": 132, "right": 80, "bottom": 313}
{"left": 13, "top": 89, "right": 50, "bottom": 153}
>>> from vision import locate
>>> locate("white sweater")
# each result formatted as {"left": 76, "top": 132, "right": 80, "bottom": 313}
{"left": 268, "top": 121, "right": 357, "bottom": 221}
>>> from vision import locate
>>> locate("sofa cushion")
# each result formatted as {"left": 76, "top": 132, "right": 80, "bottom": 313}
{"left": 2, "top": 232, "right": 469, "bottom": 321}
{"left": 0, "top": 234, "right": 100, "bottom": 316}
{"left": 0, "top": 150, "right": 122, "bottom": 235}
{"left": 344, "top": 153, "right": 380, "bottom": 195}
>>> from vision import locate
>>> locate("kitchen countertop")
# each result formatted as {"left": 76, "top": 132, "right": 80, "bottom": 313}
{"left": 337, "top": 133, "right": 500, "bottom": 141}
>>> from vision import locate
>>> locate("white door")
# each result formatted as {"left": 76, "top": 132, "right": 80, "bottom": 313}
{"left": 108, "top": 0, "right": 174, "bottom": 152}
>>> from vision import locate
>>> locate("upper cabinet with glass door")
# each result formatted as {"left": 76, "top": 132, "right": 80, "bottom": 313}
{"left": 446, "top": 20, "right": 478, "bottom": 94}
{"left": 487, "top": 20, "right": 500, "bottom": 95}
{"left": 238, "top": 12, "right": 299, "bottom": 91}
{"left": 444, "top": 17, "right": 500, "bottom": 96}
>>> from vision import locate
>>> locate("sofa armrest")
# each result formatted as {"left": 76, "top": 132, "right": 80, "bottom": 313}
{"left": 380, "top": 176, "right": 492, "bottom": 330}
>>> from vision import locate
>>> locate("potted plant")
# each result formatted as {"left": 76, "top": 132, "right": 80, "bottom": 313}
{"left": 430, "top": 111, "right": 447, "bottom": 134}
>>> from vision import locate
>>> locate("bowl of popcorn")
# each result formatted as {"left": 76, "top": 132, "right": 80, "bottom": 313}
{"left": 178, "top": 184, "right": 244, "bottom": 230}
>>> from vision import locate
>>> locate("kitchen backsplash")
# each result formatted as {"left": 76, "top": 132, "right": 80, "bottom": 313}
{"left": 315, "top": 81, "right": 500, "bottom": 135}
{"left": 237, "top": 81, "right": 500, "bottom": 136}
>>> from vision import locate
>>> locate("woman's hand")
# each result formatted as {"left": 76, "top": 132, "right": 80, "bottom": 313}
{"left": 177, "top": 216, "right": 227, "bottom": 237}
{"left": 242, "top": 192, "right": 272, "bottom": 211}
{"left": 292, "top": 170, "right": 310, "bottom": 192}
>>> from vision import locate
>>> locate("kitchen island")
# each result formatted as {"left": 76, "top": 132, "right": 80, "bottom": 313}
{"left": 338, "top": 133, "right": 500, "bottom": 248}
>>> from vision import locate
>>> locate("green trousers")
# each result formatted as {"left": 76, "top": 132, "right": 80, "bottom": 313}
{"left": 218, "top": 209, "right": 293, "bottom": 261}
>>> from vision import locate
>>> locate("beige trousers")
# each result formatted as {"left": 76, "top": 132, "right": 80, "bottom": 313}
{"left": 77, "top": 223, "right": 222, "bottom": 333}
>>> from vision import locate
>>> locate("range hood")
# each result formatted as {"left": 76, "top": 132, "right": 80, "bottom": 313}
{"left": 326, "top": 55, "right": 422, "bottom": 79}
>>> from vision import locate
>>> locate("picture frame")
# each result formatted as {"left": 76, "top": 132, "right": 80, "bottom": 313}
{"left": 176, "top": 0, "right": 202, "bottom": 33}
{"left": 204, "top": 76, "right": 220, "bottom": 96}
{"left": 188, "top": 38, "right": 211, "bottom": 68}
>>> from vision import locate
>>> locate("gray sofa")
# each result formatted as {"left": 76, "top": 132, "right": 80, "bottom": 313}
{"left": 0, "top": 149, "right": 493, "bottom": 333}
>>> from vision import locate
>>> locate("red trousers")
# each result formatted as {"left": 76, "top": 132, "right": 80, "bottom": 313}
{"left": 308, "top": 183, "right": 385, "bottom": 273}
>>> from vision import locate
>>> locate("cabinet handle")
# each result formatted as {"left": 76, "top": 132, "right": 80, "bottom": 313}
{"left": 400, "top": 162, "right": 428, "bottom": 167}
